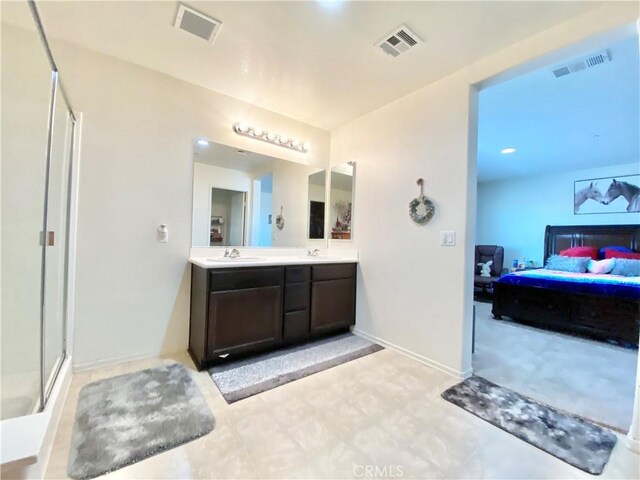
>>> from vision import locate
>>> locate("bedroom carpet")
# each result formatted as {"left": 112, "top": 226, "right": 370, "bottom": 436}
{"left": 442, "top": 376, "right": 617, "bottom": 475}
{"left": 210, "top": 333, "right": 383, "bottom": 403}
{"left": 473, "top": 301, "right": 637, "bottom": 432}
{"left": 68, "top": 363, "right": 214, "bottom": 480}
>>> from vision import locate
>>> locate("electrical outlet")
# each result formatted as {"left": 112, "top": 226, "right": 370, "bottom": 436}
{"left": 441, "top": 230, "right": 456, "bottom": 246}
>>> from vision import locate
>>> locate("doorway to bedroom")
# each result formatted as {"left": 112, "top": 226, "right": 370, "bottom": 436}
{"left": 471, "top": 31, "right": 640, "bottom": 433}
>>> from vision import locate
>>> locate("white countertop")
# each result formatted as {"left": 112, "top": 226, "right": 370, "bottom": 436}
{"left": 189, "top": 255, "right": 358, "bottom": 269}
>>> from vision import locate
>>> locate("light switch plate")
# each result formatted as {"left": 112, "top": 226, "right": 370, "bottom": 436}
{"left": 441, "top": 230, "right": 456, "bottom": 246}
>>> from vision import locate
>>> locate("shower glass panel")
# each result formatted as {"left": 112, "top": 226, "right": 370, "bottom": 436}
{"left": 0, "top": 12, "right": 53, "bottom": 419}
{"left": 43, "top": 81, "right": 73, "bottom": 400}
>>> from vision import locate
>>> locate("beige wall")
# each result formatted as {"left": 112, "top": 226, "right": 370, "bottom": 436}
{"left": 36, "top": 28, "right": 330, "bottom": 369}
{"left": 331, "top": 3, "right": 639, "bottom": 376}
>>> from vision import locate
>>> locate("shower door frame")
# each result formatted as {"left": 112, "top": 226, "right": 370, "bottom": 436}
{"left": 29, "top": 0, "right": 79, "bottom": 412}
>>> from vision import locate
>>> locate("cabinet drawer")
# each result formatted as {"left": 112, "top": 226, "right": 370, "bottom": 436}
{"left": 574, "top": 297, "right": 639, "bottom": 329}
{"left": 209, "top": 267, "right": 283, "bottom": 292}
{"left": 311, "top": 263, "right": 356, "bottom": 281}
{"left": 286, "top": 266, "right": 310, "bottom": 284}
{"left": 284, "top": 282, "right": 309, "bottom": 312}
{"left": 283, "top": 310, "right": 310, "bottom": 342}
{"left": 507, "top": 288, "right": 570, "bottom": 320}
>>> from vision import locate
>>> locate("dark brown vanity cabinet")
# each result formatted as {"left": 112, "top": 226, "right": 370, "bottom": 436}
{"left": 310, "top": 264, "right": 356, "bottom": 334}
{"left": 189, "top": 262, "right": 357, "bottom": 370}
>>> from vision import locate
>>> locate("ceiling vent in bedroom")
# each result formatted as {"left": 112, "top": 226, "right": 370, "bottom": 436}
{"left": 551, "top": 50, "right": 610, "bottom": 78}
{"left": 174, "top": 4, "right": 222, "bottom": 44}
{"left": 376, "top": 24, "right": 422, "bottom": 58}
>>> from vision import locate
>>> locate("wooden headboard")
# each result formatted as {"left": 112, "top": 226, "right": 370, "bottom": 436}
{"left": 544, "top": 224, "right": 640, "bottom": 260}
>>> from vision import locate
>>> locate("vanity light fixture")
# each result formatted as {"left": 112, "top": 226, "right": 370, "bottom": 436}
{"left": 232, "top": 122, "right": 310, "bottom": 153}
{"left": 501, "top": 147, "right": 516, "bottom": 154}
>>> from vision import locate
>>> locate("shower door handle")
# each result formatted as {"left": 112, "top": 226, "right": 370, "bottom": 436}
{"left": 40, "top": 231, "right": 55, "bottom": 246}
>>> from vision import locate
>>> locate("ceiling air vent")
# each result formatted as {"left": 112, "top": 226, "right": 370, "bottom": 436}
{"left": 174, "top": 4, "right": 222, "bottom": 44}
{"left": 376, "top": 24, "right": 422, "bottom": 58}
{"left": 551, "top": 50, "right": 610, "bottom": 78}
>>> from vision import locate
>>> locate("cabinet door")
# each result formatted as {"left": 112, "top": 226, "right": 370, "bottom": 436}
{"left": 208, "top": 286, "right": 282, "bottom": 358}
{"left": 310, "top": 278, "right": 355, "bottom": 334}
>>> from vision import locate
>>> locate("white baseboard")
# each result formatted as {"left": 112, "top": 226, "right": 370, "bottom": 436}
{"left": 352, "top": 328, "right": 471, "bottom": 380}
{"left": 626, "top": 433, "right": 640, "bottom": 453}
{"left": 73, "top": 351, "right": 160, "bottom": 372}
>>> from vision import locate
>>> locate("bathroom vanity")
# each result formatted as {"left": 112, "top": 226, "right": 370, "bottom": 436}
{"left": 188, "top": 258, "right": 357, "bottom": 370}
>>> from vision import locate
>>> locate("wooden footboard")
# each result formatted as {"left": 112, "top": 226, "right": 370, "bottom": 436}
{"left": 492, "top": 281, "right": 639, "bottom": 346}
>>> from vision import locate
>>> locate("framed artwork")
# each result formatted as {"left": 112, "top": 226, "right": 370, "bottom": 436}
{"left": 574, "top": 174, "right": 640, "bottom": 214}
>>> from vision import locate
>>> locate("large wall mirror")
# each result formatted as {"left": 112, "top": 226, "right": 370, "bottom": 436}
{"left": 329, "top": 162, "right": 355, "bottom": 240}
{"left": 192, "top": 139, "right": 329, "bottom": 248}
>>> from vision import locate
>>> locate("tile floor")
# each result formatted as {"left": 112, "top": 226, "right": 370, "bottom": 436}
{"left": 473, "top": 301, "right": 638, "bottom": 432}
{"left": 44, "top": 347, "right": 639, "bottom": 479}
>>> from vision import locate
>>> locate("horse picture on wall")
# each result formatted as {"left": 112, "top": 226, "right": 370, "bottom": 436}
{"left": 574, "top": 174, "right": 640, "bottom": 214}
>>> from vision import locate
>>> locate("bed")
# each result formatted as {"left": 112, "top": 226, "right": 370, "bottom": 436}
{"left": 492, "top": 224, "right": 640, "bottom": 346}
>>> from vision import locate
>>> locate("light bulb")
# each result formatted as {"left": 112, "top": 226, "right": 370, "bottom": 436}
{"left": 291, "top": 139, "right": 300, "bottom": 148}
{"left": 302, "top": 142, "right": 310, "bottom": 152}
{"left": 266, "top": 132, "right": 277, "bottom": 141}
{"left": 279, "top": 135, "right": 289, "bottom": 144}
{"left": 196, "top": 139, "right": 209, "bottom": 147}
{"left": 238, "top": 122, "right": 249, "bottom": 133}
{"left": 253, "top": 127, "right": 263, "bottom": 137}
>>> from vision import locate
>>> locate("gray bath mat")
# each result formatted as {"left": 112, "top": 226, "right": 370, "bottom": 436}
{"left": 210, "top": 333, "right": 383, "bottom": 403}
{"left": 442, "top": 376, "right": 617, "bottom": 475}
{"left": 68, "top": 363, "right": 214, "bottom": 479}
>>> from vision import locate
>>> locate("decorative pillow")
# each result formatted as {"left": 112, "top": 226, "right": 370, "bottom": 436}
{"left": 610, "top": 258, "right": 640, "bottom": 277}
{"left": 599, "top": 246, "right": 633, "bottom": 259}
{"left": 604, "top": 250, "right": 640, "bottom": 260}
{"left": 545, "top": 255, "right": 590, "bottom": 273}
{"left": 559, "top": 246, "right": 599, "bottom": 260}
{"left": 587, "top": 258, "right": 615, "bottom": 274}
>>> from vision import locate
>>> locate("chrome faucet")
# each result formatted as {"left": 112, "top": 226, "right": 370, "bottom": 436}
{"left": 224, "top": 248, "right": 241, "bottom": 258}
{"left": 307, "top": 248, "right": 320, "bottom": 257}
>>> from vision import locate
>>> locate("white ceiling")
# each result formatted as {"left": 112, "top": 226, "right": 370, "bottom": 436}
{"left": 477, "top": 35, "right": 639, "bottom": 183}
{"left": 1, "top": 1, "right": 607, "bottom": 130}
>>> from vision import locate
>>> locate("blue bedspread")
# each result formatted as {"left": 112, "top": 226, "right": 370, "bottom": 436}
{"left": 496, "top": 269, "right": 640, "bottom": 300}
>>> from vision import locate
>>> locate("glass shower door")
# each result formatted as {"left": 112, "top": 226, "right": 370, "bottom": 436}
{"left": 43, "top": 79, "right": 73, "bottom": 400}
{"left": 0, "top": 17, "right": 53, "bottom": 419}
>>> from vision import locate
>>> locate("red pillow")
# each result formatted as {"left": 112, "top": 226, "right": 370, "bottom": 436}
{"left": 559, "top": 246, "right": 599, "bottom": 260}
{"left": 604, "top": 250, "right": 640, "bottom": 260}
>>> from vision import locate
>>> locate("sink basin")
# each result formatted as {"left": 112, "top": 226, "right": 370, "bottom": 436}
{"left": 206, "top": 257, "right": 264, "bottom": 262}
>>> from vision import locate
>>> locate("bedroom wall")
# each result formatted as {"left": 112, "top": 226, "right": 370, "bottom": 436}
{"left": 477, "top": 162, "right": 640, "bottom": 267}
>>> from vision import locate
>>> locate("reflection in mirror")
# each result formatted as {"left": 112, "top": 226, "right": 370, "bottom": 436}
{"left": 308, "top": 170, "right": 326, "bottom": 240}
{"left": 329, "top": 163, "right": 354, "bottom": 240}
{"left": 209, "top": 188, "right": 246, "bottom": 246}
{"left": 192, "top": 140, "right": 328, "bottom": 248}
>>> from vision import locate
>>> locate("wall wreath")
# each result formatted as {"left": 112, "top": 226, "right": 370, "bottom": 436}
{"left": 410, "top": 179, "right": 435, "bottom": 225}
